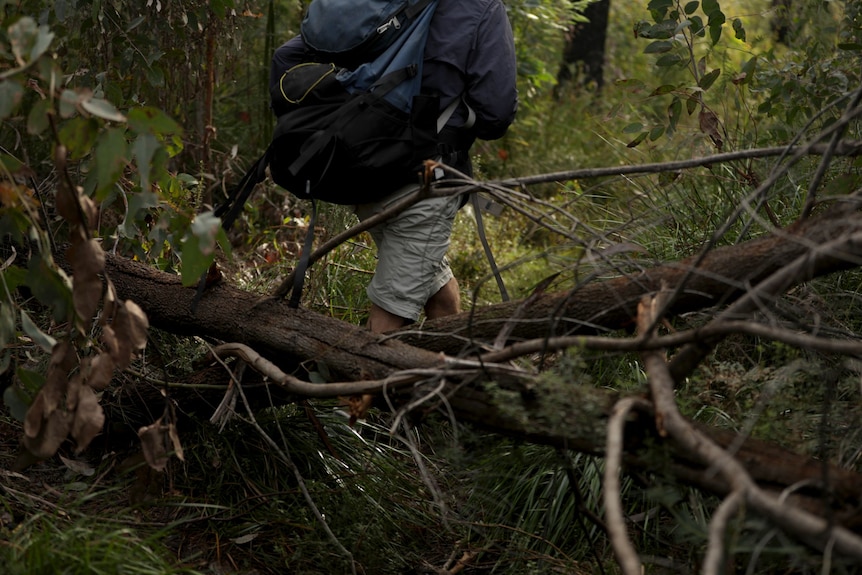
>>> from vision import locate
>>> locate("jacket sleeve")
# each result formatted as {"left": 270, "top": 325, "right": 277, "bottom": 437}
{"left": 465, "top": 0, "right": 518, "bottom": 141}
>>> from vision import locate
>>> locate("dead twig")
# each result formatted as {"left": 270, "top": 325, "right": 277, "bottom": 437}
{"left": 638, "top": 291, "right": 862, "bottom": 564}
{"left": 603, "top": 395, "right": 652, "bottom": 575}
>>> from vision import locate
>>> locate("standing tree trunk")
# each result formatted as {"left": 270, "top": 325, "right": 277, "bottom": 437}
{"left": 555, "top": 0, "right": 611, "bottom": 94}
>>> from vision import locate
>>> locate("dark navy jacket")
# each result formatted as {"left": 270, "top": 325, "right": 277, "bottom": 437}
{"left": 270, "top": 0, "right": 518, "bottom": 147}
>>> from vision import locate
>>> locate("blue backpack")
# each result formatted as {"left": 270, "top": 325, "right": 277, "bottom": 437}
{"left": 215, "top": 0, "right": 444, "bottom": 230}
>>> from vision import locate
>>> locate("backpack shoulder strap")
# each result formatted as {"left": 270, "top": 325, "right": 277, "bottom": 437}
{"left": 214, "top": 148, "right": 272, "bottom": 231}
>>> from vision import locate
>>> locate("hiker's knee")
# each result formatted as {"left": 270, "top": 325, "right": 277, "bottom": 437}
{"left": 425, "top": 277, "right": 460, "bottom": 320}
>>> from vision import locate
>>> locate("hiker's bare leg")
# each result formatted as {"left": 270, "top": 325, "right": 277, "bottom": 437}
{"left": 367, "top": 303, "right": 409, "bottom": 333}
{"left": 424, "top": 277, "right": 460, "bottom": 320}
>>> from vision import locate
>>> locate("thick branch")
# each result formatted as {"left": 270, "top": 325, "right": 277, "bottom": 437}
{"left": 401, "top": 199, "right": 862, "bottom": 354}
{"left": 97, "top": 199, "right": 862, "bottom": 523}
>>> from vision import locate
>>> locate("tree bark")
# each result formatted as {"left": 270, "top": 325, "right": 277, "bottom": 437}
{"left": 402, "top": 203, "right": 862, "bottom": 355}
{"left": 98, "top": 201, "right": 862, "bottom": 528}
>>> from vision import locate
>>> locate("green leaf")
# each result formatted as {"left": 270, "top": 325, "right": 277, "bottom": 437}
{"left": 644, "top": 40, "right": 673, "bottom": 54}
{"left": 26, "top": 98, "right": 52, "bottom": 135}
{"left": 690, "top": 15, "right": 706, "bottom": 36}
{"left": 656, "top": 54, "right": 683, "bottom": 67}
{"left": 741, "top": 56, "right": 757, "bottom": 77}
{"left": 667, "top": 97, "right": 682, "bottom": 134}
{"left": 132, "top": 133, "right": 160, "bottom": 191}
{"left": 627, "top": 132, "right": 649, "bottom": 148}
{"left": 16, "top": 367, "right": 45, "bottom": 395}
{"left": 127, "top": 106, "right": 181, "bottom": 136}
{"left": 0, "top": 210, "right": 31, "bottom": 244}
{"left": 21, "top": 310, "right": 56, "bottom": 352}
{"left": 649, "top": 126, "right": 665, "bottom": 141}
{"left": 3, "top": 383, "right": 30, "bottom": 422}
{"left": 698, "top": 69, "right": 721, "bottom": 91}
{"left": 119, "top": 191, "right": 159, "bottom": 237}
{"left": 190, "top": 211, "right": 221, "bottom": 257}
{"left": 126, "top": 15, "right": 146, "bottom": 32}
{"left": 683, "top": 1, "right": 699, "bottom": 14}
{"left": 707, "top": 8, "right": 725, "bottom": 45}
{"left": 8, "top": 17, "right": 54, "bottom": 66}
{"left": 687, "top": 93, "right": 700, "bottom": 115}
{"left": 0, "top": 80, "right": 24, "bottom": 119}
{"left": 30, "top": 24, "right": 54, "bottom": 62}
{"left": 216, "top": 226, "right": 232, "bottom": 260}
{"left": 702, "top": 0, "right": 720, "bottom": 15}
{"left": 0, "top": 265, "right": 27, "bottom": 293}
{"left": 59, "top": 89, "right": 80, "bottom": 118}
{"left": 210, "top": 0, "right": 235, "bottom": 19}
{"left": 55, "top": 0, "right": 71, "bottom": 22}
{"left": 81, "top": 96, "right": 126, "bottom": 122}
{"left": 179, "top": 211, "right": 225, "bottom": 286}
{"left": 637, "top": 20, "right": 677, "bottom": 40}
{"left": 26, "top": 253, "right": 73, "bottom": 323}
{"left": 0, "top": 154, "right": 26, "bottom": 174}
{"left": 179, "top": 235, "right": 213, "bottom": 287}
{"left": 650, "top": 84, "right": 677, "bottom": 96}
{"left": 145, "top": 65, "right": 165, "bottom": 88}
{"left": 675, "top": 20, "right": 692, "bottom": 35}
{"left": 647, "top": 0, "right": 674, "bottom": 17}
{"left": 58, "top": 117, "right": 99, "bottom": 160}
{"left": 0, "top": 302, "right": 16, "bottom": 349}
{"left": 732, "top": 18, "right": 745, "bottom": 41}
{"left": 95, "top": 128, "right": 129, "bottom": 197}
{"left": 622, "top": 122, "right": 644, "bottom": 134}
{"left": 709, "top": 20, "right": 723, "bottom": 45}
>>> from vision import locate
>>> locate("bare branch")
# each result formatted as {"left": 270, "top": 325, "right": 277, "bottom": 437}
{"left": 638, "top": 292, "right": 862, "bottom": 562}
{"left": 495, "top": 139, "right": 862, "bottom": 188}
{"left": 478, "top": 319, "right": 862, "bottom": 364}
{"left": 209, "top": 342, "right": 531, "bottom": 400}
{"left": 703, "top": 490, "right": 743, "bottom": 575}
{"left": 604, "top": 395, "right": 652, "bottom": 575}
{"left": 669, "top": 226, "right": 862, "bottom": 381}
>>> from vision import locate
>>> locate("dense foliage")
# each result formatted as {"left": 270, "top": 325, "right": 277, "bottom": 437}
{"left": 2, "top": 0, "right": 862, "bottom": 573}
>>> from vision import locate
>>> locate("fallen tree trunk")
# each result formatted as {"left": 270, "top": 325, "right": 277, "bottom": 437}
{"left": 106, "top": 201, "right": 862, "bottom": 370}
{"left": 98, "top": 200, "right": 862, "bottom": 529}
{"left": 402, "top": 201, "right": 862, "bottom": 354}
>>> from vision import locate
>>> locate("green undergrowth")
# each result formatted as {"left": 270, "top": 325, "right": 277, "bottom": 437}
{"left": 0, "top": 480, "right": 201, "bottom": 575}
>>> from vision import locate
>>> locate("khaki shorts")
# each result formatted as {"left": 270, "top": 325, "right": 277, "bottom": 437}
{"left": 355, "top": 185, "right": 461, "bottom": 321}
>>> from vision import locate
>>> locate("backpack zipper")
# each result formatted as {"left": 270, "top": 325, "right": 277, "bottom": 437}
{"left": 376, "top": 15, "right": 401, "bottom": 34}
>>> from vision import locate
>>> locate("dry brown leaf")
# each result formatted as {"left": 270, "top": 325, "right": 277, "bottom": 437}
{"left": 71, "top": 384, "right": 105, "bottom": 453}
{"left": 55, "top": 182, "right": 82, "bottom": 226}
{"left": 59, "top": 454, "right": 95, "bottom": 477}
{"left": 68, "top": 238, "right": 106, "bottom": 330}
{"left": 23, "top": 409, "right": 73, "bottom": 459}
{"left": 65, "top": 371, "right": 83, "bottom": 411}
{"left": 167, "top": 422, "right": 184, "bottom": 462}
{"left": 122, "top": 300, "right": 149, "bottom": 351}
{"left": 109, "top": 300, "right": 149, "bottom": 369}
{"left": 101, "top": 324, "right": 119, "bottom": 361}
{"left": 78, "top": 192, "right": 97, "bottom": 229}
{"left": 23, "top": 391, "right": 47, "bottom": 440}
{"left": 698, "top": 108, "right": 723, "bottom": 151}
{"left": 102, "top": 280, "right": 117, "bottom": 323}
{"left": 86, "top": 353, "right": 115, "bottom": 391}
{"left": 344, "top": 394, "right": 374, "bottom": 425}
{"left": 24, "top": 341, "right": 75, "bottom": 439}
{"left": 138, "top": 418, "right": 168, "bottom": 472}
